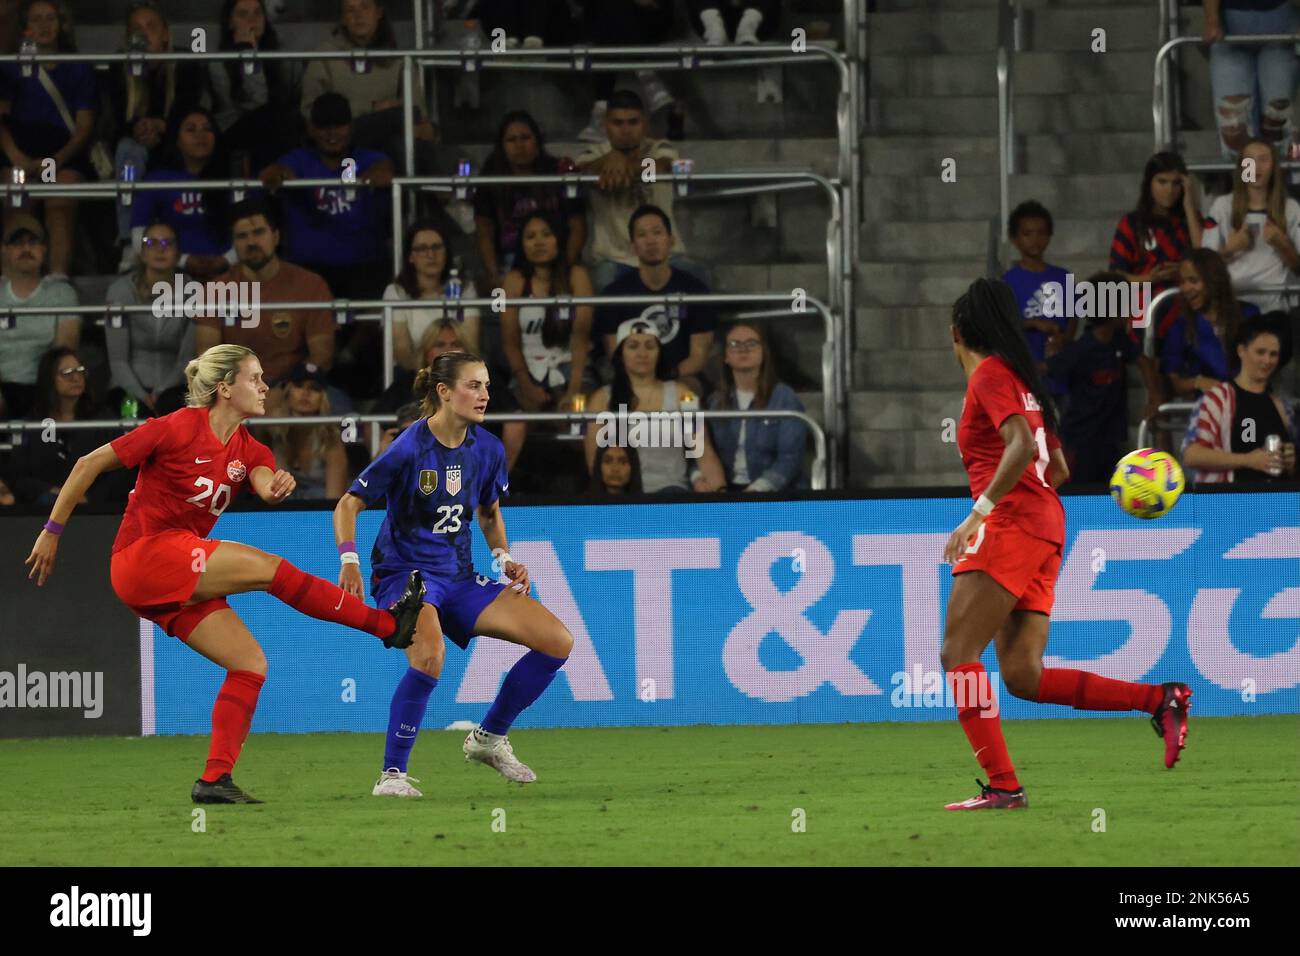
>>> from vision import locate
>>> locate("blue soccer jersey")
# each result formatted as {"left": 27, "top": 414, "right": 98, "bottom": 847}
{"left": 348, "top": 418, "right": 509, "bottom": 582}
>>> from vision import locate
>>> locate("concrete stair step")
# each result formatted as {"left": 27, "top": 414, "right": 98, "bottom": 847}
{"left": 874, "top": 93, "right": 1150, "bottom": 136}
{"left": 855, "top": 261, "right": 987, "bottom": 307}
{"left": 861, "top": 172, "right": 1133, "bottom": 222}
{"left": 859, "top": 217, "right": 1121, "bottom": 262}
{"left": 871, "top": 50, "right": 1153, "bottom": 98}
{"left": 854, "top": 307, "right": 956, "bottom": 351}
{"left": 866, "top": 6, "right": 1158, "bottom": 55}
{"left": 862, "top": 130, "right": 1161, "bottom": 176}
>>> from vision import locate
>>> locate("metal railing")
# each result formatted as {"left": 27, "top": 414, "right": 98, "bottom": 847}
{"left": 1137, "top": 399, "right": 1194, "bottom": 448}
{"left": 1153, "top": 31, "right": 1300, "bottom": 151}
{"left": 989, "top": 0, "right": 1021, "bottom": 277}
{"left": 1, "top": 409, "right": 828, "bottom": 491}
{"left": 0, "top": 290, "right": 839, "bottom": 476}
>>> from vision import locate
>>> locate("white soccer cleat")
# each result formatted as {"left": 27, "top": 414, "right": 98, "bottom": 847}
{"left": 463, "top": 729, "right": 537, "bottom": 783}
{"left": 372, "top": 768, "right": 423, "bottom": 797}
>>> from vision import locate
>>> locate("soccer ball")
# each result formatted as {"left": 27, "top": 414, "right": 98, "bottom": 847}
{"left": 1110, "top": 448, "right": 1185, "bottom": 519}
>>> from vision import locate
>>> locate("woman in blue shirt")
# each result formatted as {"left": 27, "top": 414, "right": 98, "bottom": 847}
{"left": 334, "top": 350, "right": 574, "bottom": 795}
{"left": 0, "top": 0, "right": 99, "bottom": 275}
{"left": 1161, "top": 249, "right": 1259, "bottom": 398}
{"left": 707, "top": 322, "right": 808, "bottom": 491}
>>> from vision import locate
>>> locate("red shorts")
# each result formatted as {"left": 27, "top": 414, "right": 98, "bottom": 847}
{"left": 110, "top": 530, "right": 228, "bottom": 640}
{"left": 951, "top": 512, "right": 1062, "bottom": 615}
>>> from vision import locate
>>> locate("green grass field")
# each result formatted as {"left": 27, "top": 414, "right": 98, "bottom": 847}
{"left": 2, "top": 716, "right": 1296, "bottom": 866}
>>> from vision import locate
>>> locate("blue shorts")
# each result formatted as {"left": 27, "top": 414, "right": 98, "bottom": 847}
{"left": 372, "top": 570, "right": 508, "bottom": 649}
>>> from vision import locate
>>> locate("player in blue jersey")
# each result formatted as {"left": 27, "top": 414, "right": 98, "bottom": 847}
{"left": 333, "top": 350, "right": 574, "bottom": 793}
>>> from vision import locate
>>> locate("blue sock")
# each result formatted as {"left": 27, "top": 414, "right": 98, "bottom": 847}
{"left": 481, "top": 650, "right": 567, "bottom": 735}
{"left": 382, "top": 668, "right": 438, "bottom": 772}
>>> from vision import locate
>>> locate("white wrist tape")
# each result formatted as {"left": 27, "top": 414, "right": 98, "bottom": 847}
{"left": 493, "top": 549, "right": 514, "bottom": 567}
{"left": 973, "top": 494, "right": 995, "bottom": 517}
{"left": 339, "top": 551, "right": 360, "bottom": 566}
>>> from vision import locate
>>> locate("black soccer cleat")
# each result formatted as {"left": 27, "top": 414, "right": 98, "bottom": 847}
{"left": 384, "top": 569, "right": 426, "bottom": 649}
{"left": 191, "top": 773, "right": 263, "bottom": 804}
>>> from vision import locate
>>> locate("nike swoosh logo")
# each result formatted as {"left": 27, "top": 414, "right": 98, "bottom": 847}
{"left": 195, "top": 458, "right": 212, "bottom": 464}
{"left": 974, "top": 746, "right": 988, "bottom": 760}
{"left": 334, "top": 593, "right": 345, "bottom": 611}
{"left": 359, "top": 478, "right": 369, "bottom": 487}
{"left": 395, "top": 733, "right": 416, "bottom": 739}
{"left": 501, "top": 483, "right": 508, "bottom": 491}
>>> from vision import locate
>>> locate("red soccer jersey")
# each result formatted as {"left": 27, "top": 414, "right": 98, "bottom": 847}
{"left": 109, "top": 406, "right": 277, "bottom": 553}
{"left": 957, "top": 356, "right": 1066, "bottom": 545}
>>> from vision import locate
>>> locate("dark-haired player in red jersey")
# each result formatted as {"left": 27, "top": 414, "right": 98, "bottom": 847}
{"left": 939, "top": 278, "right": 1192, "bottom": 810}
{"left": 25, "top": 344, "right": 425, "bottom": 805}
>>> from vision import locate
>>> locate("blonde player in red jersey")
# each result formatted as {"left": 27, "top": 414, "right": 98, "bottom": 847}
{"left": 24, "top": 344, "right": 425, "bottom": 805}
{"left": 939, "top": 278, "right": 1192, "bottom": 810}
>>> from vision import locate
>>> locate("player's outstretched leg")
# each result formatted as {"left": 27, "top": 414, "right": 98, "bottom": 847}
{"left": 464, "top": 590, "right": 573, "bottom": 784}
{"left": 184, "top": 608, "right": 268, "bottom": 804}
{"left": 374, "top": 606, "right": 445, "bottom": 798}
{"left": 996, "top": 612, "right": 1193, "bottom": 769}
{"left": 191, "top": 542, "right": 425, "bottom": 649}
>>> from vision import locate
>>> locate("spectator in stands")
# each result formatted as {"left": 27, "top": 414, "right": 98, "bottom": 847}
{"left": 377, "top": 400, "right": 421, "bottom": 456}
{"left": 109, "top": 1, "right": 209, "bottom": 244}
{"left": 377, "top": 316, "right": 471, "bottom": 411}
{"left": 1202, "top": 138, "right": 1300, "bottom": 314}
{"left": 597, "top": 205, "right": 717, "bottom": 394}
{"left": 7, "top": 346, "right": 134, "bottom": 505}
{"left": 688, "top": 1, "right": 780, "bottom": 44}
{"left": 300, "top": 0, "right": 436, "bottom": 173}
{"left": 122, "top": 106, "right": 233, "bottom": 279}
{"left": 261, "top": 360, "right": 348, "bottom": 500}
{"left": 1162, "top": 248, "right": 1260, "bottom": 400}
{"left": 0, "top": 0, "right": 97, "bottom": 276}
{"left": 575, "top": 3, "right": 681, "bottom": 143}
{"left": 578, "top": 92, "right": 704, "bottom": 292}
{"left": 261, "top": 92, "right": 393, "bottom": 300}
{"left": 1204, "top": 0, "right": 1297, "bottom": 158}
{"left": 105, "top": 221, "right": 193, "bottom": 417}
{"left": 210, "top": 0, "right": 304, "bottom": 174}
{"left": 1045, "top": 271, "right": 1143, "bottom": 484}
{"left": 707, "top": 322, "right": 807, "bottom": 491}
{"left": 500, "top": 212, "right": 594, "bottom": 468}
{"left": 194, "top": 197, "right": 335, "bottom": 385}
{"left": 1110, "top": 152, "right": 1204, "bottom": 291}
{"left": 585, "top": 318, "right": 725, "bottom": 494}
{"left": 0, "top": 476, "right": 14, "bottom": 507}
{"left": 474, "top": 110, "right": 586, "bottom": 282}
{"left": 503, "top": 212, "right": 594, "bottom": 407}
{"left": 1001, "top": 200, "right": 1072, "bottom": 381}
{"left": 386, "top": 218, "right": 481, "bottom": 366}
{"left": 0, "top": 214, "right": 78, "bottom": 419}
{"left": 476, "top": 0, "right": 574, "bottom": 47}
{"left": 590, "top": 443, "right": 643, "bottom": 495}
{"left": 1182, "top": 312, "right": 1296, "bottom": 483}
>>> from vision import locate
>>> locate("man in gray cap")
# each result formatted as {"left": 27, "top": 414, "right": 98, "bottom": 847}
{"left": 0, "top": 214, "right": 80, "bottom": 419}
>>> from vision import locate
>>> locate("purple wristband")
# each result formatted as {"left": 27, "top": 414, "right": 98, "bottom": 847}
{"left": 338, "top": 540, "right": 356, "bottom": 555}
{"left": 44, "top": 520, "right": 65, "bottom": 535}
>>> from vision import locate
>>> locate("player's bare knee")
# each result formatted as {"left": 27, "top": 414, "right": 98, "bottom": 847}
{"left": 549, "top": 623, "right": 574, "bottom": 659}
{"left": 241, "top": 647, "right": 269, "bottom": 676}
{"left": 938, "top": 643, "right": 962, "bottom": 674}
{"left": 410, "top": 628, "right": 445, "bottom": 676}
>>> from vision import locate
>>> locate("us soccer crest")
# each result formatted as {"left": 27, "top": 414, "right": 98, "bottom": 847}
{"left": 418, "top": 469, "right": 438, "bottom": 495}
{"left": 226, "top": 459, "right": 246, "bottom": 482}
{"left": 446, "top": 465, "right": 462, "bottom": 496}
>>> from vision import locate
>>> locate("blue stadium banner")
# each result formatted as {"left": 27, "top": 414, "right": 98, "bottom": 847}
{"left": 146, "top": 492, "right": 1300, "bottom": 734}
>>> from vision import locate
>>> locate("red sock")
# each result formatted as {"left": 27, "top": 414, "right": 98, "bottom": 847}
{"left": 1036, "top": 668, "right": 1162, "bottom": 713}
{"left": 269, "top": 560, "right": 394, "bottom": 639}
{"left": 202, "top": 670, "right": 265, "bottom": 782}
{"left": 948, "top": 663, "right": 1020, "bottom": 791}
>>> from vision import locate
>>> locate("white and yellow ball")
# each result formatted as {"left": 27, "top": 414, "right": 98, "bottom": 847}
{"left": 1110, "top": 448, "right": 1185, "bottom": 519}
